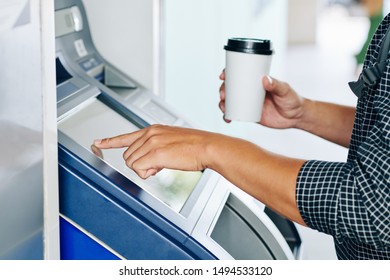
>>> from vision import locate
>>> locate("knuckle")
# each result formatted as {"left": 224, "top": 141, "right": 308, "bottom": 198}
{"left": 148, "top": 135, "right": 161, "bottom": 146}
{"left": 101, "top": 138, "right": 111, "bottom": 146}
{"left": 125, "top": 158, "right": 133, "bottom": 169}
{"left": 144, "top": 124, "right": 161, "bottom": 137}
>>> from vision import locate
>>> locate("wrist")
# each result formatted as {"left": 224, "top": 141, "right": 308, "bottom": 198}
{"left": 200, "top": 132, "right": 220, "bottom": 171}
{"left": 202, "top": 133, "right": 235, "bottom": 172}
{"left": 295, "top": 98, "right": 317, "bottom": 132}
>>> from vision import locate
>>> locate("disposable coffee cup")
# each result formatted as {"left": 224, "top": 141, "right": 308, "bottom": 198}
{"left": 224, "top": 38, "right": 273, "bottom": 122}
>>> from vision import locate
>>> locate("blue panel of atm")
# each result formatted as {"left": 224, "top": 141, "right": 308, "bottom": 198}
{"left": 55, "top": 0, "right": 302, "bottom": 260}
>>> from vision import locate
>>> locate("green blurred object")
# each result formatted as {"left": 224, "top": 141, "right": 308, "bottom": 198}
{"left": 355, "top": 9, "right": 384, "bottom": 65}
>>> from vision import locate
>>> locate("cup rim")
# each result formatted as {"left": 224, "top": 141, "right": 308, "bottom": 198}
{"left": 224, "top": 38, "right": 273, "bottom": 55}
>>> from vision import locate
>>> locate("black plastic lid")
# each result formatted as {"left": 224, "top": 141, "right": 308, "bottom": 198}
{"left": 224, "top": 38, "right": 273, "bottom": 55}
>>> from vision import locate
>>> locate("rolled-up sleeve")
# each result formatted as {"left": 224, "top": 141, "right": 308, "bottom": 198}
{"left": 296, "top": 12, "right": 390, "bottom": 259}
{"left": 296, "top": 157, "right": 390, "bottom": 250}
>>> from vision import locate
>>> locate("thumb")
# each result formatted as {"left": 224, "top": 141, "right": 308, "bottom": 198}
{"left": 263, "top": 75, "right": 275, "bottom": 91}
{"left": 262, "top": 75, "right": 289, "bottom": 98}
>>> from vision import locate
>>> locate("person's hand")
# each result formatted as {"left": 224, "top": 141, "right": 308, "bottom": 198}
{"left": 93, "top": 125, "right": 217, "bottom": 179}
{"left": 219, "top": 71, "right": 305, "bottom": 129}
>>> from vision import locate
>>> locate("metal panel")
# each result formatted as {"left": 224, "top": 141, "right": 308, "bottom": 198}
{"left": 0, "top": 0, "right": 59, "bottom": 260}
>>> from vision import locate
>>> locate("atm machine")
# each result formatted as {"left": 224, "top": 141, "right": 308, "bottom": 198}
{"left": 54, "top": 0, "right": 302, "bottom": 260}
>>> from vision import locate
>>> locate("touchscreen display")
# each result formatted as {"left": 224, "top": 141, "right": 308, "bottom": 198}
{"left": 58, "top": 98, "right": 202, "bottom": 212}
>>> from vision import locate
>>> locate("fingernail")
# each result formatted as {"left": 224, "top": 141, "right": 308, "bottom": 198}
{"left": 91, "top": 144, "right": 103, "bottom": 159}
{"left": 223, "top": 115, "right": 231, "bottom": 123}
{"left": 266, "top": 75, "right": 273, "bottom": 85}
{"left": 94, "top": 139, "right": 102, "bottom": 145}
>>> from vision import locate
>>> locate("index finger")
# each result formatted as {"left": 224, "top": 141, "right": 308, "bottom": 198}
{"left": 93, "top": 130, "right": 143, "bottom": 149}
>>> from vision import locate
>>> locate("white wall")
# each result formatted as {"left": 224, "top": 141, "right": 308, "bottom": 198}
{"left": 163, "top": 0, "right": 288, "bottom": 133}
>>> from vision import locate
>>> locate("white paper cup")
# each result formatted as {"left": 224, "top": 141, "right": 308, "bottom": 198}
{"left": 224, "top": 38, "right": 273, "bottom": 122}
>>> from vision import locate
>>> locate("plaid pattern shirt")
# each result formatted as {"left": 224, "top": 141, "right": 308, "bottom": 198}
{"left": 296, "top": 14, "right": 390, "bottom": 260}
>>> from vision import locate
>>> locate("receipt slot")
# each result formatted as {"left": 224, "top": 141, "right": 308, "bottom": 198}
{"left": 55, "top": 0, "right": 302, "bottom": 260}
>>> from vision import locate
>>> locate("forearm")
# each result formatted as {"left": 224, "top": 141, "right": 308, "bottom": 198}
{"left": 95, "top": 125, "right": 307, "bottom": 226}
{"left": 297, "top": 99, "right": 356, "bottom": 148}
{"left": 204, "top": 134, "right": 307, "bottom": 226}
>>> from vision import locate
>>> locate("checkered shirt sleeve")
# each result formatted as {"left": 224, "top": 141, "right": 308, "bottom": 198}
{"left": 296, "top": 14, "right": 390, "bottom": 260}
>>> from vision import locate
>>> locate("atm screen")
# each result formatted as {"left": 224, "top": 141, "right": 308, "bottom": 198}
{"left": 58, "top": 98, "right": 202, "bottom": 212}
